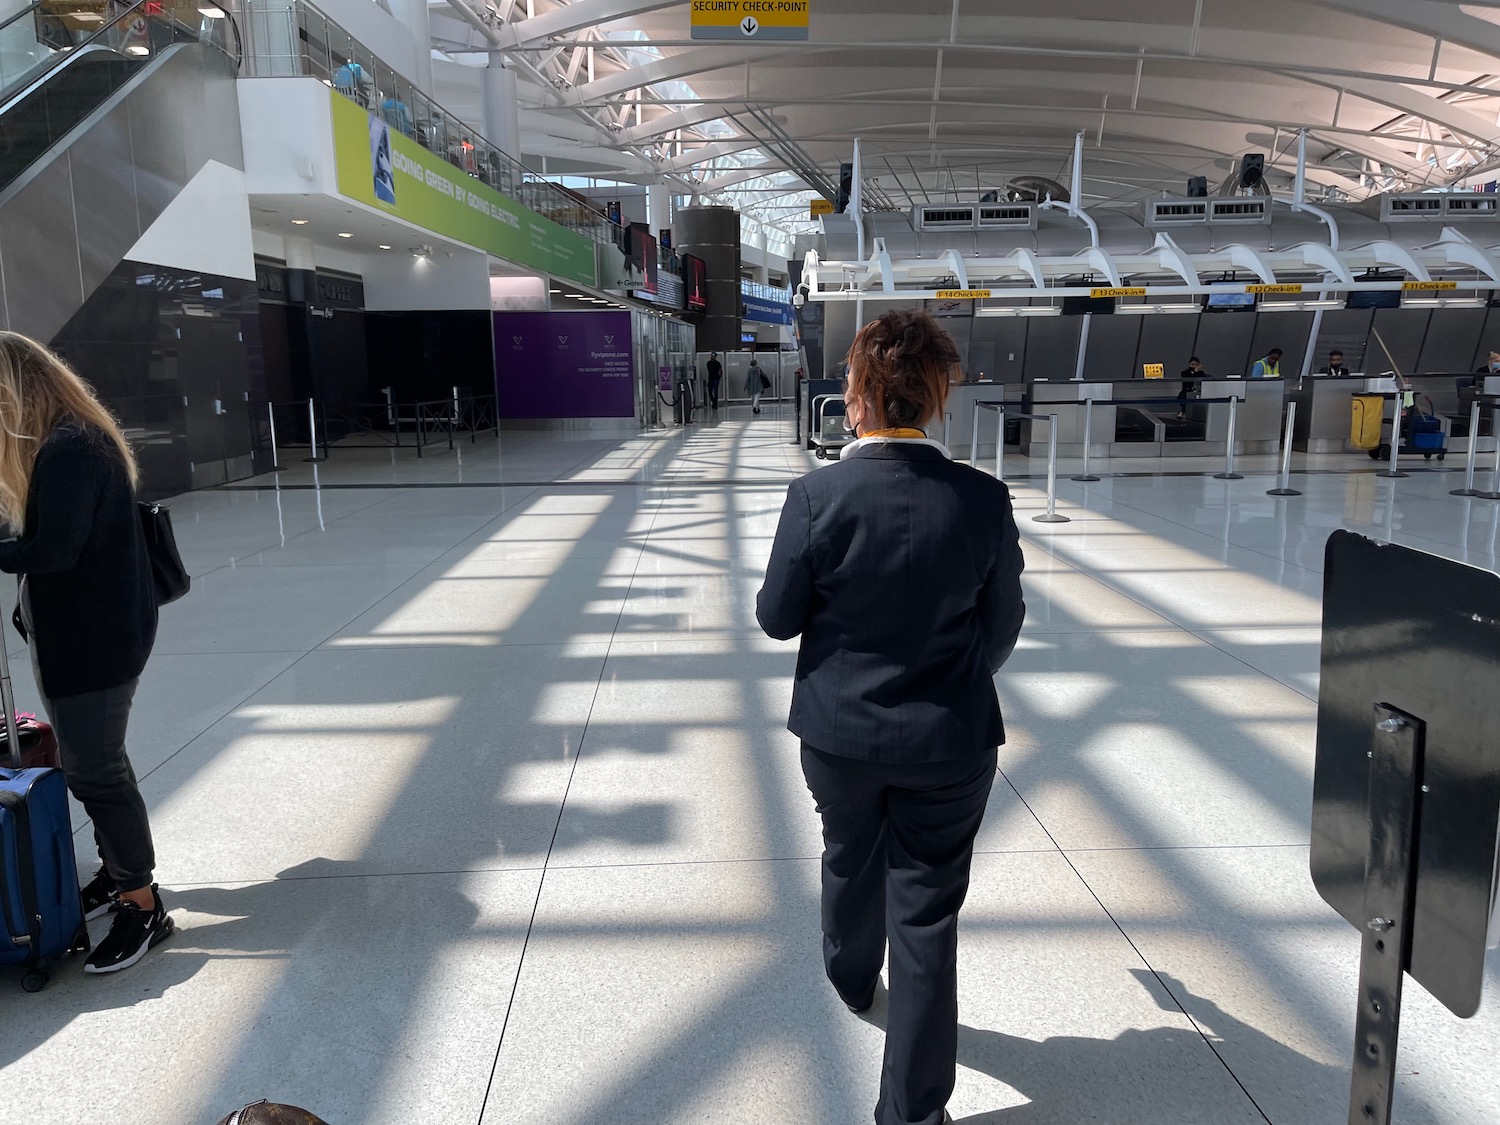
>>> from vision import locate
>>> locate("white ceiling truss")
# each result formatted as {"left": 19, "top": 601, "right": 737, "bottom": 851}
{"left": 424, "top": 0, "right": 1500, "bottom": 238}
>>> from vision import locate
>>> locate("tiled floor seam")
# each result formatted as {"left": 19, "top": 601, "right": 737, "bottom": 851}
{"left": 996, "top": 768, "right": 1278, "bottom": 1125}
{"left": 473, "top": 451, "right": 682, "bottom": 1125}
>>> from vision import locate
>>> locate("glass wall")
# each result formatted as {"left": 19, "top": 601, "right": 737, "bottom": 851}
{"left": 633, "top": 311, "right": 695, "bottom": 428}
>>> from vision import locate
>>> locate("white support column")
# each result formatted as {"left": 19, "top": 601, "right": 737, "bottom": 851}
{"left": 482, "top": 52, "right": 521, "bottom": 158}
{"left": 386, "top": 0, "right": 433, "bottom": 93}
{"left": 283, "top": 236, "right": 317, "bottom": 272}
{"left": 647, "top": 183, "right": 670, "bottom": 236}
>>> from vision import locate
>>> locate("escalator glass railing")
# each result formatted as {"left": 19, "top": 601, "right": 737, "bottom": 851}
{"left": 0, "top": 0, "right": 238, "bottom": 195}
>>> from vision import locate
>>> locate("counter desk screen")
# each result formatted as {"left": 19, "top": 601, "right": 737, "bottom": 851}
{"left": 1345, "top": 290, "right": 1402, "bottom": 310}
{"left": 1205, "top": 292, "right": 1256, "bottom": 310}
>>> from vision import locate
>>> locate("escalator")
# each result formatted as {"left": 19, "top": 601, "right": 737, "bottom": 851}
{"left": 0, "top": 0, "right": 241, "bottom": 340}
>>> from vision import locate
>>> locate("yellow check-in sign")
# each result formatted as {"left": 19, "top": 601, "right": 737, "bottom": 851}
{"left": 1090, "top": 287, "right": 1146, "bottom": 298}
{"left": 1246, "top": 284, "right": 1303, "bottom": 295}
{"left": 1402, "top": 281, "right": 1459, "bottom": 291}
{"left": 691, "top": 0, "right": 809, "bottom": 39}
{"left": 935, "top": 289, "right": 991, "bottom": 299}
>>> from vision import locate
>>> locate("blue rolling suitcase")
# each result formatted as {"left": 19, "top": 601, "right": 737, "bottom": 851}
{"left": 0, "top": 636, "right": 88, "bottom": 991}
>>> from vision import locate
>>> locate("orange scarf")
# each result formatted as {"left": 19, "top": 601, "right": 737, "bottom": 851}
{"left": 862, "top": 427, "right": 927, "bottom": 439}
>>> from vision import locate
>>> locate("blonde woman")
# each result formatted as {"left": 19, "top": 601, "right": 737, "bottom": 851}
{"left": 0, "top": 333, "right": 169, "bottom": 974}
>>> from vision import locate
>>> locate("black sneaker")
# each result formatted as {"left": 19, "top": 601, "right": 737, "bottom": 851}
{"left": 83, "top": 886, "right": 173, "bottom": 974}
{"left": 79, "top": 867, "right": 118, "bottom": 922}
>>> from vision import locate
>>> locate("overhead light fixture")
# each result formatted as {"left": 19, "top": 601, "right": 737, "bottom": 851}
{"left": 975, "top": 305, "right": 1061, "bottom": 317}
{"left": 1403, "top": 296, "right": 1486, "bottom": 308}
{"left": 1115, "top": 303, "right": 1202, "bottom": 314}
{"left": 198, "top": 5, "right": 225, "bottom": 16}
{"left": 549, "top": 289, "right": 562, "bottom": 294}
{"left": 291, "top": 219, "right": 309, "bottom": 225}
{"left": 126, "top": 45, "right": 149, "bottom": 55}
{"left": 72, "top": 11, "right": 102, "bottom": 20}
{"left": 378, "top": 244, "right": 392, "bottom": 250}
{"left": 337, "top": 232, "right": 353, "bottom": 238}
{"left": 1259, "top": 298, "right": 1344, "bottom": 311}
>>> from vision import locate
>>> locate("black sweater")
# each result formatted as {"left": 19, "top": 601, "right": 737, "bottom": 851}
{"left": 0, "top": 424, "right": 157, "bottom": 698}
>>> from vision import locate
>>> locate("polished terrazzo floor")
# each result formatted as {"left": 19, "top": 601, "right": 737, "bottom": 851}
{"left": 2, "top": 403, "right": 1497, "bottom": 1125}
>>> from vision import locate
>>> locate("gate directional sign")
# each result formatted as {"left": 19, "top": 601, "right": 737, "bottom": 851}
{"left": 691, "top": 0, "right": 809, "bottom": 40}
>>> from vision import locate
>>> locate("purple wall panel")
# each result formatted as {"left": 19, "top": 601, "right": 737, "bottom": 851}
{"left": 494, "top": 311, "right": 635, "bottom": 419}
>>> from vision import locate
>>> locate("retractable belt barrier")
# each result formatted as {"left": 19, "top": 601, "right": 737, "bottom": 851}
{"left": 969, "top": 401, "right": 1068, "bottom": 524}
{"left": 1044, "top": 394, "right": 1246, "bottom": 483}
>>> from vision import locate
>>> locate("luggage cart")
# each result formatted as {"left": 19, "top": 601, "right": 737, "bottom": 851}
{"left": 810, "top": 394, "right": 852, "bottom": 459}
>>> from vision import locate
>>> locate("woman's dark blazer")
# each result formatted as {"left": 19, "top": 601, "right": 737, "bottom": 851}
{"left": 756, "top": 439, "right": 1025, "bottom": 764}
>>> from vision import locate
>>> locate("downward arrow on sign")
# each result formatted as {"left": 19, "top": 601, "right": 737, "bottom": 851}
{"left": 741, "top": 16, "right": 758, "bottom": 34}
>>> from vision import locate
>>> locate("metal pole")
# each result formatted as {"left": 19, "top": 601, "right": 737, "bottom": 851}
{"left": 1033, "top": 414, "right": 1070, "bottom": 523}
{"left": 1480, "top": 405, "right": 1500, "bottom": 500}
{"left": 995, "top": 406, "right": 1004, "bottom": 481}
{"left": 266, "top": 402, "right": 282, "bottom": 473}
{"left": 971, "top": 401, "right": 981, "bottom": 466}
{"left": 1451, "top": 398, "right": 1483, "bottom": 497}
{"left": 303, "top": 398, "right": 325, "bottom": 463}
{"left": 1073, "top": 397, "right": 1100, "bottom": 481}
{"left": 1213, "top": 395, "right": 1243, "bottom": 480}
{"left": 1377, "top": 394, "right": 1407, "bottom": 479}
{"left": 942, "top": 412, "right": 951, "bottom": 447}
{"left": 1268, "top": 400, "right": 1302, "bottom": 496}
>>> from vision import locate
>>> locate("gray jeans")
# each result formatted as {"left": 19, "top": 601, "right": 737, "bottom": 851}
{"left": 28, "top": 655, "right": 154, "bottom": 890}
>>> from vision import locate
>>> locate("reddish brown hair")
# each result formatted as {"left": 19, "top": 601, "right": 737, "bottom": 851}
{"left": 845, "top": 309, "right": 959, "bottom": 429}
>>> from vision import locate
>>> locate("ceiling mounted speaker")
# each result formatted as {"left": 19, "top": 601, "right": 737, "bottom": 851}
{"left": 1239, "top": 153, "right": 1265, "bottom": 189}
{"left": 1186, "top": 176, "right": 1208, "bottom": 198}
{"left": 1004, "top": 176, "right": 1070, "bottom": 204}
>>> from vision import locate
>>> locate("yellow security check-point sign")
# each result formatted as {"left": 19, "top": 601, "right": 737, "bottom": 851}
{"left": 1143, "top": 363, "right": 1165, "bottom": 379}
{"left": 810, "top": 198, "right": 834, "bottom": 217}
{"left": 691, "top": 0, "right": 810, "bottom": 40}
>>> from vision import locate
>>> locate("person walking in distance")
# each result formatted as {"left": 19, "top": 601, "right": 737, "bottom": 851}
{"left": 706, "top": 352, "right": 723, "bottom": 411}
{"left": 0, "top": 333, "right": 171, "bottom": 974}
{"left": 757, "top": 309, "right": 1026, "bottom": 1125}
{"left": 747, "top": 357, "right": 767, "bottom": 414}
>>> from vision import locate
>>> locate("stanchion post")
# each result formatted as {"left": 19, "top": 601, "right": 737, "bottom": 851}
{"left": 971, "top": 401, "right": 981, "bottom": 467}
{"left": 942, "top": 412, "right": 951, "bottom": 448}
{"left": 1479, "top": 404, "right": 1500, "bottom": 500}
{"left": 1268, "top": 400, "right": 1302, "bottom": 496}
{"left": 1033, "top": 414, "right": 1071, "bottom": 524}
{"left": 266, "top": 402, "right": 282, "bottom": 473}
{"left": 1452, "top": 399, "right": 1483, "bottom": 497}
{"left": 1214, "top": 395, "right": 1244, "bottom": 480}
{"left": 995, "top": 406, "right": 1004, "bottom": 482}
{"left": 1073, "top": 397, "right": 1100, "bottom": 482}
{"left": 1378, "top": 394, "right": 1408, "bottom": 479}
{"left": 303, "top": 398, "right": 325, "bottom": 463}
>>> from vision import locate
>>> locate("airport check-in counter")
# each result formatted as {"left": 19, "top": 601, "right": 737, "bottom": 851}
{"left": 939, "top": 381, "right": 1027, "bottom": 461}
{"left": 1290, "top": 373, "right": 1499, "bottom": 454}
{"left": 1025, "top": 378, "right": 1284, "bottom": 459}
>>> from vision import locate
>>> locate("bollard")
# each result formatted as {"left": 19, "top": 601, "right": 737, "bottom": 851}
{"left": 1213, "top": 395, "right": 1244, "bottom": 480}
{"left": 1072, "top": 397, "right": 1100, "bottom": 482}
{"left": 995, "top": 406, "right": 1005, "bottom": 482}
{"left": 1033, "top": 414, "right": 1071, "bottom": 524}
{"left": 266, "top": 402, "right": 283, "bottom": 473}
{"left": 303, "top": 398, "right": 325, "bottom": 463}
{"left": 1267, "top": 401, "right": 1302, "bottom": 496}
{"left": 1452, "top": 398, "right": 1484, "bottom": 497}
{"left": 1377, "top": 395, "right": 1408, "bottom": 478}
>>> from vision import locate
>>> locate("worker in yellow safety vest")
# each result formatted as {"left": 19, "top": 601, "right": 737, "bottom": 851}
{"left": 1249, "top": 348, "right": 1283, "bottom": 378}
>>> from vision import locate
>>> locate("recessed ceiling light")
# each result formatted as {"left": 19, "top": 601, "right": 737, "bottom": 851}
{"left": 126, "top": 45, "right": 148, "bottom": 55}
{"left": 550, "top": 289, "right": 561, "bottom": 294}
{"left": 378, "top": 244, "right": 391, "bottom": 250}
{"left": 291, "top": 219, "right": 309, "bottom": 225}
{"left": 337, "top": 232, "right": 353, "bottom": 238}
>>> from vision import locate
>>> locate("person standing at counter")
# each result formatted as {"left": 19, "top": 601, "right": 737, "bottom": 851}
{"left": 1321, "top": 351, "right": 1350, "bottom": 377}
{"left": 1176, "top": 357, "right": 1205, "bottom": 419}
{"left": 1250, "top": 348, "right": 1284, "bottom": 379}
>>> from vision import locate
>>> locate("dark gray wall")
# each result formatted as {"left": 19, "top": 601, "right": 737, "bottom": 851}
{"left": 676, "top": 206, "right": 740, "bottom": 354}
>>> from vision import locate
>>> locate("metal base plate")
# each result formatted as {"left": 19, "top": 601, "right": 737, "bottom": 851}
{"left": 1267, "top": 488, "right": 1303, "bottom": 496}
{"left": 1376, "top": 470, "right": 1408, "bottom": 478}
{"left": 1213, "top": 472, "right": 1244, "bottom": 480}
{"left": 1031, "top": 513, "right": 1070, "bottom": 524}
{"left": 1071, "top": 474, "right": 1101, "bottom": 482}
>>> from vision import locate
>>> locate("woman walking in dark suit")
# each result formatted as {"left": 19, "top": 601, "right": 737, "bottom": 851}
{"left": 757, "top": 309, "right": 1026, "bottom": 1125}
{"left": 0, "top": 333, "right": 170, "bottom": 974}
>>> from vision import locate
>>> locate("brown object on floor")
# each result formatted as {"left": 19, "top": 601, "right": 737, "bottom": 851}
{"left": 213, "top": 1102, "right": 332, "bottom": 1125}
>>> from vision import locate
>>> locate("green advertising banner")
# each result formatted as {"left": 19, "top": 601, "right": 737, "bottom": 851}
{"left": 330, "top": 91, "right": 597, "bottom": 287}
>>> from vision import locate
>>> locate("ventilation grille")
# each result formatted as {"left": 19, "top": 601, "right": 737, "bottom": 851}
{"left": 1146, "top": 199, "right": 1209, "bottom": 225}
{"left": 913, "top": 203, "right": 1036, "bottom": 231}
{"left": 1210, "top": 198, "right": 1270, "bottom": 223}
{"left": 1145, "top": 196, "right": 1272, "bottom": 227}
{"left": 1381, "top": 193, "right": 1499, "bottom": 221}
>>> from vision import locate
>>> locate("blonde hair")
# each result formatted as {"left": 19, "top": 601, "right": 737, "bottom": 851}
{"left": 0, "top": 332, "right": 138, "bottom": 531}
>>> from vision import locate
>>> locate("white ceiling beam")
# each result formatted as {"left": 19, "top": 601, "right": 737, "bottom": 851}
{"left": 491, "top": 0, "right": 680, "bottom": 50}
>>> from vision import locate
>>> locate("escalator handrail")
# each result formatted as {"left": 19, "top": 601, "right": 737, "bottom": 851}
{"left": 0, "top": 0, "right": 49, "bottom": 37}
{"left": 0, "top": 0, "right": 241, "bottom": 118}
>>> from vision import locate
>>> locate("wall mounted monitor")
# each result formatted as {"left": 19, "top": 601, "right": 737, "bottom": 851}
{"left": 1205, "top": 292, "right": 1256, "bottom": 310}
{"left": 1345, "top": 290, "right": 1402, "bottom": 310}
{"left": 682, "top": 254, "right": 707, "bottom": 311}
{"left": 1061, "top": 295, "right": 1116, "bottom": 315}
